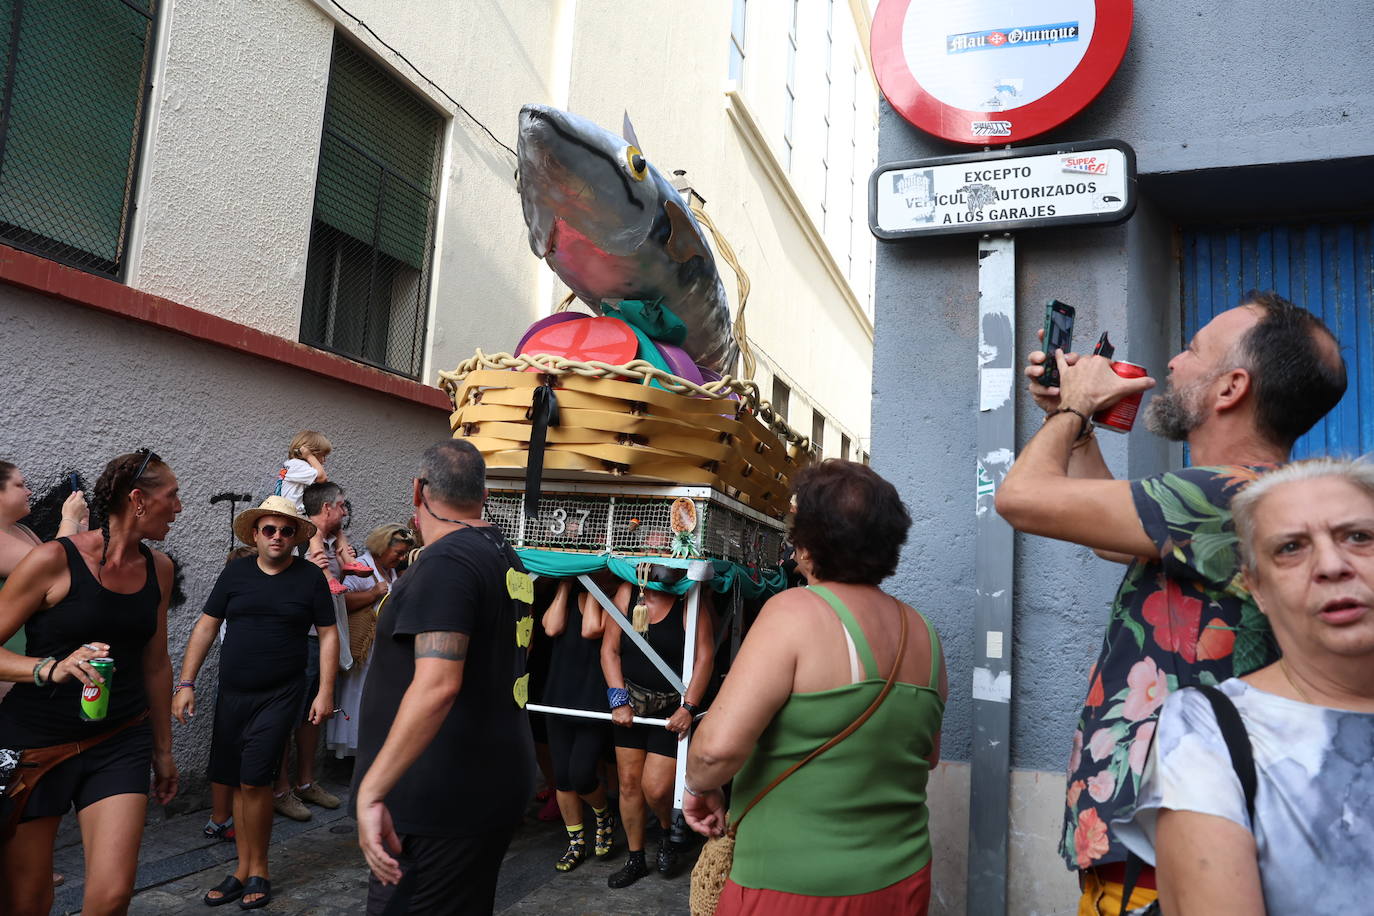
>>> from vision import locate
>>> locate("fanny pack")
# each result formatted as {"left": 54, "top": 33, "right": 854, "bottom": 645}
{"left": 0, "top": 709, "right": 149, "bottom": 843}
{"left": 625, "top": 679, "right": 679, "bottom": 718}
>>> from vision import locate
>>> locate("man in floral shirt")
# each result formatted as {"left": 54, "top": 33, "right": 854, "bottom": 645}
{"left": 997, "top": 291, "right": 1346, "bottom": 915}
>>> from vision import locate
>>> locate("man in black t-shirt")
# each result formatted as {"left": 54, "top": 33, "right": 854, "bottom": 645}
{"left": 174, "top": 495, "right": 338, "bottom": 908}
{"left": 354, "top": 440, "right": 535, "bottom": 916}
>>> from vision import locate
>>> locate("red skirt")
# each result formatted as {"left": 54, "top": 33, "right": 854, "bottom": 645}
{"left": 714, "top": 864, "right": 932, "bottom": 916}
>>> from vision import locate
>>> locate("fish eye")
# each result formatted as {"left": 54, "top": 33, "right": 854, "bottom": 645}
{"left": 625, "top": 145, "right": 648, "bottom": 181}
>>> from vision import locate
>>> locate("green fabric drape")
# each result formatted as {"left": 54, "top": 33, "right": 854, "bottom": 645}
{"left": 514, "top": 549, "right": 786, "bottom": 600}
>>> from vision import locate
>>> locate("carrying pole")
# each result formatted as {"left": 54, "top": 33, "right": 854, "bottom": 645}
{"left": 672, "top": 580, "right": 701, "bottom": 809}
{"left": 967, "top": 233, "right": 1016, "bottom": 915}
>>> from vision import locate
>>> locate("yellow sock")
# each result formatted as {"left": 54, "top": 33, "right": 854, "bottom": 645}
{"left": 566, "top": 823, "right": 584, "bottom": 836}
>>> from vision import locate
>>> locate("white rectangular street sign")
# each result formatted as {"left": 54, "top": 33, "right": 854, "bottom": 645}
{"left": 869, "top": 139, "right": 1136, "bottom": 239}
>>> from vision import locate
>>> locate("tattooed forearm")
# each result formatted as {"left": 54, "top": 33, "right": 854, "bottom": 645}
{"left": 414, "top": 631, "right": 469, "bottom": 661}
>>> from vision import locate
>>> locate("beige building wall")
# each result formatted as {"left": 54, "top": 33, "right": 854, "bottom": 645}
{"left": 127, "top": 0, "right": 558, "bottom": 380}
{"left": 126, "top": 0, "right": 875, "bottom": 458}
{"left": 565, "top": 0, "right": 877, "bottom": 458}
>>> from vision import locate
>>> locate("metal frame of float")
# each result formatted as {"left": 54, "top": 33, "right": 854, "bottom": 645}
{"left": 492, "top": 475, "right": 776, "bottom": 810}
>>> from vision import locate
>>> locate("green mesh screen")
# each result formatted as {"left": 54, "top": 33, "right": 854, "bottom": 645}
{"left": 0, "top": 0, "right": 157, "bottom": 277}
{"left": 301, "top": 37, "right": 442, "bottom": 380}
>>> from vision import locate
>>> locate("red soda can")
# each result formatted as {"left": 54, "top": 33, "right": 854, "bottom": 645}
{"left": 1094, "top": 361, "right": 1148, "bottom": 433}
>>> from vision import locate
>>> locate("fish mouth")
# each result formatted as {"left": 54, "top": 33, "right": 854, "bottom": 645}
{"left": 516, "top": 103, "right": 653, "bottom": 258}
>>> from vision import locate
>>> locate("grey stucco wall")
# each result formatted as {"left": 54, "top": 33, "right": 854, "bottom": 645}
{"left": 1, "top": 289, "right": 450, "bottom": 805}
{"left": 874, "top": 216, "right": 1172, "bottom": 770}
{"left": 874, "top": 3, "right": 1372, "bottom": 773}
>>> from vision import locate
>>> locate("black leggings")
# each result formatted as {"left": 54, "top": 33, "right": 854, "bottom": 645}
{"left": 546, "top": 717, "right": 608, "bottom": 796}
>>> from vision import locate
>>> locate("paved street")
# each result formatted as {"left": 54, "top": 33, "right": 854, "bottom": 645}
{"left": 48, "top": 780, "right": 696, "bottom": 916}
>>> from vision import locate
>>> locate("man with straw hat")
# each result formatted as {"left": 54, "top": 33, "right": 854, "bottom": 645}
{"left": 172, "top": 495, "right": 339, "bottom": 909}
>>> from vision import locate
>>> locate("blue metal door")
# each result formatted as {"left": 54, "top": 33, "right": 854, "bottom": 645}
{"left": 1182, "top": 219, "right": 1374, "bottom": 460}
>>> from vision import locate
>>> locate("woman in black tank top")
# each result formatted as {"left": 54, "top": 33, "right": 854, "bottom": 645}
{"left": 0, "top": 450, "right": 182, "bottom": 916}
{"left": 600, "top": 564, "right": 714, "bottom": 888}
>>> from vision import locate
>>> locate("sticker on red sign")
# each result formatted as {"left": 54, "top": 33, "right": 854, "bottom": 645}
{"left": 872, "top": 0, "right": 1133, "bottom": 145}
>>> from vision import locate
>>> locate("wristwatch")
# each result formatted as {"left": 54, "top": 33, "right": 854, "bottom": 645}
{"left": 681, "top": 700, "right": 702, "bottom": 714}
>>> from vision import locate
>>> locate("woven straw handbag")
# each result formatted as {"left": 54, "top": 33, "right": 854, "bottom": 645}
{"left": 689, "top": 602, "right": 908, "bottom": 915}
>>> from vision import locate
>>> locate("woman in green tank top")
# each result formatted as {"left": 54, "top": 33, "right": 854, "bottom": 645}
{"left": 686, "top": 461, "right": 947, "bottom": 915}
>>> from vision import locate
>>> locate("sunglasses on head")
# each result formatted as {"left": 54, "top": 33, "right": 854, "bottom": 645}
{"left": 132, "top": 447, "right": 158, "bottom": 483}
{"left": 257, "top": 524, "right": 297, "bottom": 539}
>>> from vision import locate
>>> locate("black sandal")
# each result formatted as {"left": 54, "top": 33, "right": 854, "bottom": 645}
{"left": 204, "top": 875, "right": 243, "bottom": 907}
{"left": 594, "top": 809, "right": 616, "bottom": 858}
{"left": 555, "top": 832, "right": 586, "bottom": 872}
{"left": 238, "top": 876, "right": 271, "bottom": 910}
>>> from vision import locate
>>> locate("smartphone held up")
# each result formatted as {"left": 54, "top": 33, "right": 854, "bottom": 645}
{"left": 1039, "top": 300, "right": 1074, "bottom": 389}
{"left": 1039, "top": 304, "right": 1148, "bottom": 434}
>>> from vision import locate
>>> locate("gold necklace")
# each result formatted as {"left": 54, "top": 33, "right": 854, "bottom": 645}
{"left": 1279, "top": 656, "right": 1315, "bottom": 705}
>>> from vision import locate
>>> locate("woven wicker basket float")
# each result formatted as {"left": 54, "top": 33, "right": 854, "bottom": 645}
{"left": 439, "top": 352, "right": 812, "bottom": 520}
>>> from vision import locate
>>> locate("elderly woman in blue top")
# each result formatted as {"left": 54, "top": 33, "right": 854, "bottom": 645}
{"left": 1116, "top": 458, "right": 1374, "bottom": 914}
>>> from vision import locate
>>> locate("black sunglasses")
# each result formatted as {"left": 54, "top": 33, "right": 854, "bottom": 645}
{"left": 256, "top": 523, "right": 298, "bottom": 539}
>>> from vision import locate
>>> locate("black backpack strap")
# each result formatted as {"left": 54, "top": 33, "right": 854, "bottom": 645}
{"left": 1192, "top": 684, "right": 1258, "bottom": 823}
{"left": 1118, "top": 685, "right": 1256, "bottom": 916}
{"left": 1118, "top": 854, "right": 1147, "bottom": 916}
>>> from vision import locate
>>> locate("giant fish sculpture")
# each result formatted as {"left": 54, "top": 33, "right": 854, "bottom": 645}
{"left": 516, "top": 104, "right": 738, "bottom": 374}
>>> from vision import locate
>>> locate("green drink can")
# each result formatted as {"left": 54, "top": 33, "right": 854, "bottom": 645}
{"left": 80, "top": 658, "right": 115, "bottom": 721}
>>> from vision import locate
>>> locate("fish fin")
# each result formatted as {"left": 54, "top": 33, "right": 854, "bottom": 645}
{"left": 664, "top": 199, "right": 709, "bottom": 263}
{"left": 622, "top": 111, "right": 643, "bottom": 152}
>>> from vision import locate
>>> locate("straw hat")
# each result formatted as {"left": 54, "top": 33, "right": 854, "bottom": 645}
{"left": 233, "top": 495, "right": 317, "bottom": 547}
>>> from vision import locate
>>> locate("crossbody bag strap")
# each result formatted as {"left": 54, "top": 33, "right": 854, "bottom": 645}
{"left": 1192, "top": 685, "right": 1258, "bottom": 821}
{"left": 8, "top": 708, "right": 150, "bottom": 789}
{"left": 731, "top": 596, "right": 909, "bottom": 834}
{"left": 2, "top": 709, "right": 150, "bottom": 841}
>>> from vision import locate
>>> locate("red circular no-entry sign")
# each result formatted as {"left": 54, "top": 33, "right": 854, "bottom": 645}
{"left": 872, "top": 0, "right": 1132, "bottom": 145}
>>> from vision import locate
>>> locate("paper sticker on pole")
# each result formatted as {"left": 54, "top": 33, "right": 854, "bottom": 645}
{"left": 872, "top": 0, "right": 1132, "bottom": 145}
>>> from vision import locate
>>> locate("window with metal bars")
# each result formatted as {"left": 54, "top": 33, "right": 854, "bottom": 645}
{"left": 301, "top": 36, "right": 442, "bottom": 380}
{"left": 0, "top": 0, "right": 157, "bottom": 278}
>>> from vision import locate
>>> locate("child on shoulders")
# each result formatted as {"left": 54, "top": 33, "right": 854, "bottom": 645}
{"left": 275, "top": 430, "right": 369, "bottom": 594}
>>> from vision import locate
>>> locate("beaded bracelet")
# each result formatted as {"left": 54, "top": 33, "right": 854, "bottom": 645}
{"left": 607, "top": 686, "right": 630, "bottom": 709}
{"left": 32, "top": 656, "right": 56, "bottom": 686}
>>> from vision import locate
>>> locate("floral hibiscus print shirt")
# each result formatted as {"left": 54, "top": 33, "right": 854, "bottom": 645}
{"left": 1060, "top": 465, "right": 1277, "bottom": 871}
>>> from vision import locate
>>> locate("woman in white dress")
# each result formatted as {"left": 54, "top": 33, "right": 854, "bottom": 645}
{"left": 327, "top": 524, "right": 414, "bottom": 757}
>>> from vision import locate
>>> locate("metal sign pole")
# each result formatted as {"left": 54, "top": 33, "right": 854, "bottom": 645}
{"left": 968, "top": 233, "right": 1016, "bottom": 915}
